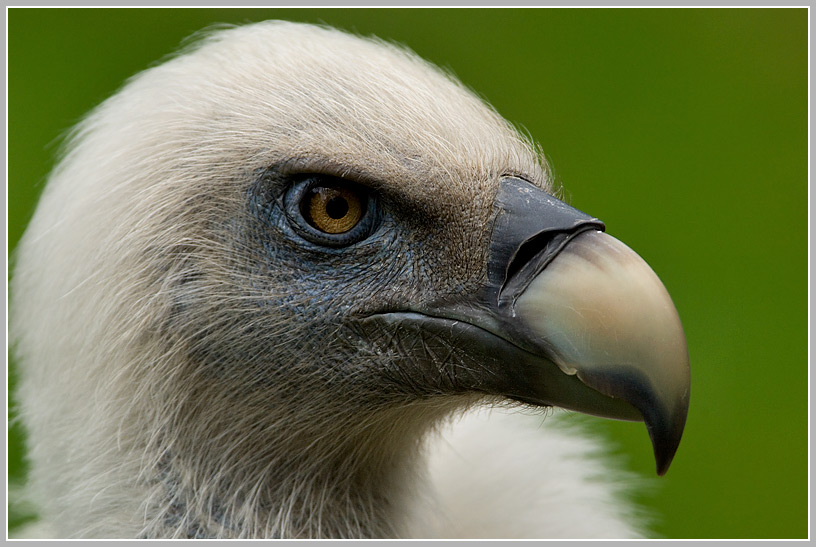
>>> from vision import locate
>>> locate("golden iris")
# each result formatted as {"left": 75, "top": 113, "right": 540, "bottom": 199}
{"left": 305, "top": 185, "right": 364, "bottom": 234}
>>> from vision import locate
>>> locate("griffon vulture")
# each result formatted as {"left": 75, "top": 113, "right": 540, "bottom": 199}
{"left": 10, "top": 21, "right": 690, "bottom": 539}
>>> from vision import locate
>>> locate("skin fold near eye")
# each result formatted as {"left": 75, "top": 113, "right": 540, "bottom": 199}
{"left": 305, "top": 186, "right": 364, "bottom": 234}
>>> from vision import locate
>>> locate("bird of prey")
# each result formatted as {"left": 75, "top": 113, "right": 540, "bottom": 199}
{"left": 10, "top": 21, "right": 690, "bottom": 539}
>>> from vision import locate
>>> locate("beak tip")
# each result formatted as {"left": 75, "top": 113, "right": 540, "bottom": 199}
{"left": 654, "top": 438, "right": 680, "bottom": 477}
{"left": 646, "top": 398, "right": 689, "bottom": 476}
{"left": 654, "top": 435, "right": 679, "bottom": 476}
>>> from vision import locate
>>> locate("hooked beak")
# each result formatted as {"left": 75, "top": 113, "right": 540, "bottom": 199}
{"left": 361, "top": 178, "right": 690, "bottom": 475}
{"left": 513, "top": 228, "right": 690, "bottom": 475}
{"left": 489, "top": 178, "right": 690, "bottom": 474}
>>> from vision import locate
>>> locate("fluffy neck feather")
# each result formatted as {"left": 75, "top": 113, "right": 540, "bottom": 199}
{"left": 132, "top": 376, "right": 465, "bottom": 538}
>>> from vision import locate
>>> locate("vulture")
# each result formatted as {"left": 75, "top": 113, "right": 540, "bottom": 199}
{"left": 10, "top": 21, "right": 690, "bottom": 539}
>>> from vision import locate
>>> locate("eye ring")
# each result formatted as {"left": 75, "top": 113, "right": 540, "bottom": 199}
{"left": 284, "top": 175, "right": 379, "bottom": 247}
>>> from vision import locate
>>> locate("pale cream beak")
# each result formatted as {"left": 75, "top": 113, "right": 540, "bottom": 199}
{"left": 515, "top": 230, "right": 690, "bottom": 475}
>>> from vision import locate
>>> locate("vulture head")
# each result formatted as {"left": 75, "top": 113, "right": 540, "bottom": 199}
{"left": 11, "top": 21, "right": 690, "bottom": 538}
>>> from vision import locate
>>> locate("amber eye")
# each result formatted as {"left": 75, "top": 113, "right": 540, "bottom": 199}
{"left": 303, "top": 185, "right": 364, "bottom": 234}
{"left": 284, "top": 176, "right": 378, "bottom": 248}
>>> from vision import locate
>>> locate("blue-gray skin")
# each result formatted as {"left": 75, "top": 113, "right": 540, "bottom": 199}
{"left": 168, "top": 158, "right": 688, "bottom": 479}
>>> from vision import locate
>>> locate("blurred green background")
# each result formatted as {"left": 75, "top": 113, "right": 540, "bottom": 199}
{"left": 7, "top": 8, "right": 807, "bottom": 539}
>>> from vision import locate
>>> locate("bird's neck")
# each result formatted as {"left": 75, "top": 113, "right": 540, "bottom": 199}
{"left": 138, "top": 396, "right": 457, "bottom": 539}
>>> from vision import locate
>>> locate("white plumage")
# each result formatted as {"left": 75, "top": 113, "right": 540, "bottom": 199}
{"left": 11, "top": 21, "right": 688, "bottom": 539}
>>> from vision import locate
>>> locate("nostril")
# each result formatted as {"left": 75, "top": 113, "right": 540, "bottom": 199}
{"left": 488, "top": 178, "right": 606, "bottom": 308}
{"left": 505, "top": 232, "right": 566, "bottom": 283}
{"left": 500, "top": 231, "right": 572, "bottom": 305}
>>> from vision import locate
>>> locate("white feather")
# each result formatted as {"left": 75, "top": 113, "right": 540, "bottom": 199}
{"left": 11, "top": 21, "right": 647, "bottom": 538}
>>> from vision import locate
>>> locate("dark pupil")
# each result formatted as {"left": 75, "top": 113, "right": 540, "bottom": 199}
{"left": 326, "top": 196, "right": 349, "bottom": 219}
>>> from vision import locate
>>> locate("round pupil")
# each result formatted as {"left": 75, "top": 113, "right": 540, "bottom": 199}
{"left": 326, "top": 196, "right": 349, "bottom": 219}
{"left": 303, "top": 184, "right": 365, "bottom": 235}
